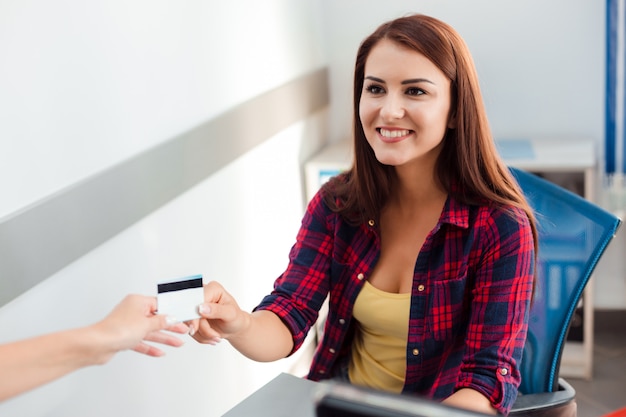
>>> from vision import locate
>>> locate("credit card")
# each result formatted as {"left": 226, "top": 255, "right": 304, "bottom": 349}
{"left": 157, "top": 274, "right": 204, "bottom": 322}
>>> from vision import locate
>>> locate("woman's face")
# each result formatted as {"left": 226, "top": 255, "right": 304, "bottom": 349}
{"left": 359, "top": 39, "right": 453, "bottom": 170}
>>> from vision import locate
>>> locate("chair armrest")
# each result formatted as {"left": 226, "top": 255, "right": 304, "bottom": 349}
{"left": 509, "top": 378, "right": 576, "bottom": 417}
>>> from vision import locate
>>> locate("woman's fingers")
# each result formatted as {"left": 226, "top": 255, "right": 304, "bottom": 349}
{"left": 143, "top": 330, "right": 186, "bottom": 348}
{"left": 165, "top": 322, "right": 190, "bottom": 335}
{"left": 190, "top": 317, "right": 222, "bottom": 345}
{"left": 181, "top": 282, "right": 240, "bottom": 345}
{"left": 184, "top": 318, "right": 200, "bottom": 336}
{"left": 132, "top": 341, "right": 165, "bottom": 357}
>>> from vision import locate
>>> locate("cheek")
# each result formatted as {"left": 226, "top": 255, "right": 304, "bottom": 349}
{"left": 416, "top": 104, "right": 451, "bottom": 129}
{"left": 359, "top": 101, "right": 376, "bottom": 126}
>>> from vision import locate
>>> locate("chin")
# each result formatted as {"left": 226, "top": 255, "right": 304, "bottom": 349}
{"left": 374, "top": 155, "right": 405, "bottom": 167}
{"left": 369, "top": 147, "right": 397, "bottom": 163}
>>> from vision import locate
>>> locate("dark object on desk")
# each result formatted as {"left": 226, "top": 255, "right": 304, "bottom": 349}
{"left": 314, "top": 381, "right": 491, "bottom": 417}
{"left": 507, "top": 167, "right": 622, "bottom": 417}
{"left": 222, "top": 373, "right": 490, "bottom": 417}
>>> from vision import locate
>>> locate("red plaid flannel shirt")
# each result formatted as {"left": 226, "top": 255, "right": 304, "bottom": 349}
{"left": 255, "top": 186, "right": 534, "bottom": 415}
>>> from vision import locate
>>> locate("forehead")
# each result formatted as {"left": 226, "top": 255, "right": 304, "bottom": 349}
{"left": 365, "top": 39, "right": 449, "bottom": 83}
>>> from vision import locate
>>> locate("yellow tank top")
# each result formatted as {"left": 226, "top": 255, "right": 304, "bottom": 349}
{"left": 348, "top": 281, "right": 411, "bottom": 393}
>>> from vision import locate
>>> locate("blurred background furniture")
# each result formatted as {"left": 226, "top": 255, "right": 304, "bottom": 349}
{"left": 508, "top": 167, "right": 621, "bottom": 416}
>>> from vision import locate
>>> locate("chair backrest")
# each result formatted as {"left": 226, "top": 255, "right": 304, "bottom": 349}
{"left": 509, "top": 167, "right": 622, "bottom": 395}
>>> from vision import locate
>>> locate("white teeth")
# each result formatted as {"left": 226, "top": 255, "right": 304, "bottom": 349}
{"left": 379, "top": 128, "right": 410, "bottom": 138}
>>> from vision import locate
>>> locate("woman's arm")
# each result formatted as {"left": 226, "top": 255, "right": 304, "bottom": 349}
{"left": 189, "top": 281, "right": 294, "bottom": 361}
{"left": 0, "top": 294, "right": 188, "bottom": 402}
{"left": 443, "top": 388, "right": 497, "bottom": 415}
{"left": 189, "top": 192, "right": 336, "bottom": 361}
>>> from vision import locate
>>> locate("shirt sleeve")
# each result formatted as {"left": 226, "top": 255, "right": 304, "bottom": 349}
{"left": 254, "top": 190, "right": 334, "bottom": 354}
{"left": 455, "top": 206, "right": 535, "bottom": 414}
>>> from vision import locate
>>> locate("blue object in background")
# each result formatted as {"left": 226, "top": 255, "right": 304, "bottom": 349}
{"left": 496, "top": 139, "right": 535, "bottom": 160}
{"left": 509, "top": 167, "right": 621, "bottom": 399}
{"left": 606, "top": 0, "right": 626, "bottom": 174}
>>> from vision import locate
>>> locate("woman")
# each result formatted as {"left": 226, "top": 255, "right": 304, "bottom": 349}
{"left": 190, "top": 14, "right": 537, "bottom": 415}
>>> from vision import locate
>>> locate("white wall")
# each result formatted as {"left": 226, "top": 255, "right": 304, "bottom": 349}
{"left": 0, "top": 0, "right": 326, "bottom": 220}
{"left": 0, "top": 1, "right": 327, "bottom": 416}
{"left": 320, "top": 0, "right": 605, "bottom": 144}
{"left": 0, "top": 114, "right": 328, "bottom": 417}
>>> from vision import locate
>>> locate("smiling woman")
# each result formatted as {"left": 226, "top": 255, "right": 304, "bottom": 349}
{"left": 187, "top": 13, "right": 538, "bottom": 417}
{"left": 359, "top": 39, "right": 453, "bottom": 172}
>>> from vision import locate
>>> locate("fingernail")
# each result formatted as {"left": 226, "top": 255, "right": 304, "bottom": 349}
{"left": 198, "top": 303, "right": 210, "bottom": 315}
{"left": 166, "top": 316, "right": 179, "bottom": 326}
{"left": 188, "top": 325, "right": 196, "bottom": 336}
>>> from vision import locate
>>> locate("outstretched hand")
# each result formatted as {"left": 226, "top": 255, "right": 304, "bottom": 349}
{"left": 96, "top": 294, "right": 189, "bottom": 358}
{"left": 0, "top": 293, "right": 191, "bottom": 402}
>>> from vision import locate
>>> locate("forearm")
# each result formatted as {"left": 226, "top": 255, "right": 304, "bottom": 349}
{"left": 443, "top": 388, "right": 497, "bottom": 415}
{"left": 0, "top": 326, "right": 112, "bottom": 401}
{"left": 227, "top": 310, "right": 294, "bottom": 362}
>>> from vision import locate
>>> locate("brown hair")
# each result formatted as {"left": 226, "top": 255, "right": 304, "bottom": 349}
{"left": 323, "top": 13, "right": 537, "bottom": 253}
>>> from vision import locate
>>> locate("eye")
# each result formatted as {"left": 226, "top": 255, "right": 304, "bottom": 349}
{"left": 364, "top": 83, "right": 385, "bottom": 95}
{"left": 405, "top": 86, "right": 425, "bottom": 96}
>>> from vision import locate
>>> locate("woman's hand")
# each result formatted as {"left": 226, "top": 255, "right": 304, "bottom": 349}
{"left": 94, "top": 294, "right": 189, "bottom": 359}
{"left": 187, "top": 281, "right": 294, "bottom": 361}
{"left": 0, "top": 294, "right": 189, "bottom": 402}
{"left": 187, "top": 281, "right": 250, "bottom": 345}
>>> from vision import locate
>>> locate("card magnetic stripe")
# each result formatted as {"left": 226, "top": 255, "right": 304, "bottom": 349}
{"left": 158, "top": 277, "right": 203, "bottom": 293}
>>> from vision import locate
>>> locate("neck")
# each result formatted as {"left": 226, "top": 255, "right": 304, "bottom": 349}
{"left": 391, "top": 163, "right": 445, "bottom": 206}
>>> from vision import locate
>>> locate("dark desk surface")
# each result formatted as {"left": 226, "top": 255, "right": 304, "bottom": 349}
{"left": 222, "top": 373, "right": 321, "bottom": 417}
{"left": 220, "top": 372, "right": 492, "bottom": 417}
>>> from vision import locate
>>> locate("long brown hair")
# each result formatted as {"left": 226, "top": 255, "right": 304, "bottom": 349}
{"left": 323, "top": 13, "right": 537, "bottom": 253}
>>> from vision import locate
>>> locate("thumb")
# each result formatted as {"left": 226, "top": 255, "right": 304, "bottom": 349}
{"left": 198, "top": 303, "right": 213, "bottom": 318}
{"left": 198, "top": 302, "right": 231, "bottom": 320}
{"left": 198, "top": 301, "right": 240, "bottom": 324}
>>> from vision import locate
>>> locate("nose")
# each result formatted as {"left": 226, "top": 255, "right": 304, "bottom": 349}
{"left": 380, "top": 93, "right": 405, "bottom": 120}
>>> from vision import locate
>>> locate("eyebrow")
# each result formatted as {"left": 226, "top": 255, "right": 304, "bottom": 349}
{"left": 365, "top": 76, "right": 435, "bottom": 85}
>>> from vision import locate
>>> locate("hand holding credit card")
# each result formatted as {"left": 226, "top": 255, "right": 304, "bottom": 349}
{"left": 157, "top": 274, "right": 204, "bottom": 322}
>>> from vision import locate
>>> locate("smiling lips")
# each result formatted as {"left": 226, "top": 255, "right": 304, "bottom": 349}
{"left": 378, "top": 128, "right": 412, "bottom": 142}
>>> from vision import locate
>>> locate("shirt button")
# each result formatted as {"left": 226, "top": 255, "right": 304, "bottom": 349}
{"left": 357, "top": 273, "right": 364, "bottom": 280}
{"left": 417, "top": 284, "right": 425, "bottom": 292}
{"left": 329, "top": 348, "right": 336, "bottom": 354}
{"left": 319, "top": 370, "right": 326, "bottom": 374}
{"left": 339, "top": 318, "right": 346, "bottom": 325}
{"left": 368, "top": 219, "right": 375, "bottom": 226}
{"left": 412, "top": 348, "right": 419, "bottom": 356}
{"left": 499, "top": 368, "right": 508, "bottom": 376}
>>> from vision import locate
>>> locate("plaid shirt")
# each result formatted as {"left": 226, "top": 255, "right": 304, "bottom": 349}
{"left": 255, "top": 187, "right": 534, "bottom": 415}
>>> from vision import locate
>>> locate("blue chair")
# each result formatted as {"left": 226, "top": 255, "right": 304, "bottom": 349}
{"left": 508, "top": 167, "right": 622, "bottom": 417}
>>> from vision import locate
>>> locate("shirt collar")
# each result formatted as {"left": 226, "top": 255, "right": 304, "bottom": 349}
{"left": 439, "top": 193, "right": 471, "bottom": 229}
